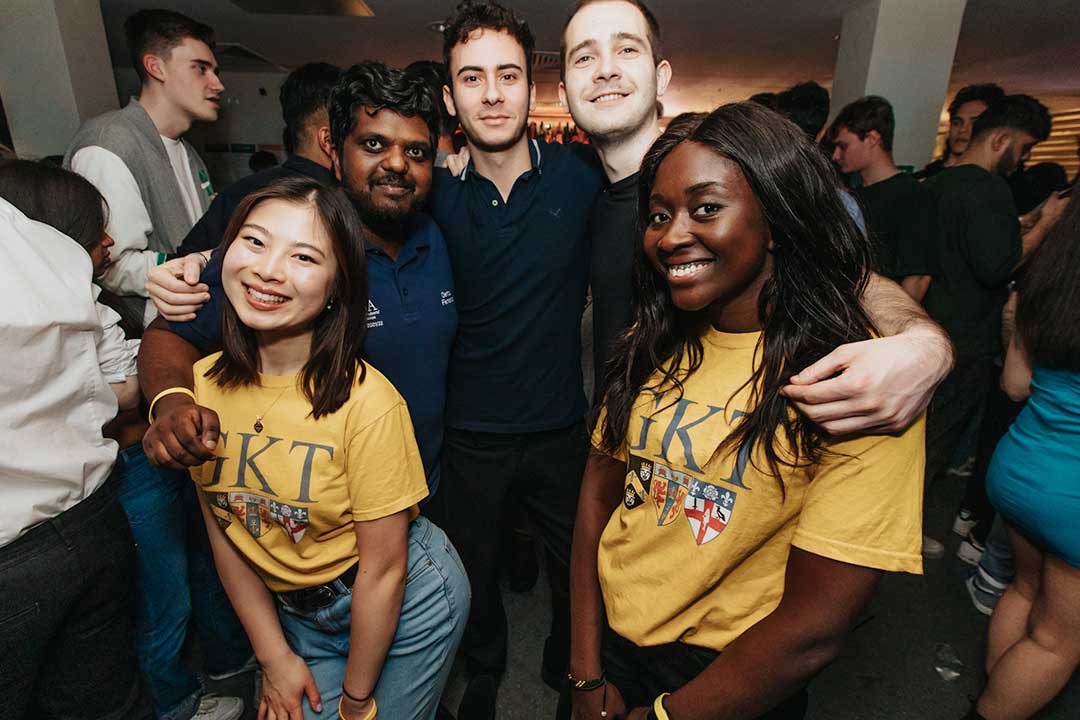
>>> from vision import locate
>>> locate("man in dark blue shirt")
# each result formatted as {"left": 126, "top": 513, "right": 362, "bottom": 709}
{"left": 139, "top": 63, "right": 456, "bottom": 498}
{"left": 428, "top": 5, "right": 604, "bottom": 716}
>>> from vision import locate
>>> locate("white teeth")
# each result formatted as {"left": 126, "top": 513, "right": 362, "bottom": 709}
{"left": 594, "top": 93, "right": 624, "bottom": 103}
{"left": 668, "top": 262, "right": 711, "bottom": 278}
{"left": 247, "top": 287, "right": 286, "bottom": 304}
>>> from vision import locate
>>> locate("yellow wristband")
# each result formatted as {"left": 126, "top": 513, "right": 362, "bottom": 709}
{"left": 148, "top": 387, "right": 196, "bottom": 424}
{"left": 338, "top": 696, "right": 376, "bottom": 720}
{"left": 653, "top": 693, "right": 672, "bottom": 720}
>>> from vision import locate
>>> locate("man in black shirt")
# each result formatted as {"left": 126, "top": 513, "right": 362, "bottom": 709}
{"left": 829, "top": 95, "right": 939, "bottom": 301}
{"left": 922, "top": 94, "right": 1066, "bottom": 547}
{"left": 915, "top": 83, "right": 1004, "bottom": 180}
{"left": 559, "top": 0, "right": 953, "bottom": 445}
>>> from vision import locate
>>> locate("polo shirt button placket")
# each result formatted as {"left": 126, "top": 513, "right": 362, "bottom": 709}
{"left": 491, "top": 199, "right": 498, "bottom": 207}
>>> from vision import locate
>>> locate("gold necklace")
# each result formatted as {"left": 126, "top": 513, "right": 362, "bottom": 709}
{"left": 253, "top": 384, "right": 291, "bottom": 434}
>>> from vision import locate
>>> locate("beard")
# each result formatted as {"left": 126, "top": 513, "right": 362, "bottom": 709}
{"left": 345, "top": 172, "right": 424, "bottom": 227}
{"left": 994, "top": 143, "right": 1021, "bottom": 178}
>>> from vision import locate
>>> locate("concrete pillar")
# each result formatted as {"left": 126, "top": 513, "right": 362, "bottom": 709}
{"left": 0, "top": 0, "right": 118, "bottom": 158}
{"left": 830, "top": 0, "right": 967, "bottom": 169}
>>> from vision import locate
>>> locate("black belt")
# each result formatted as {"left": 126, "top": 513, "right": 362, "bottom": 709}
{"left": 279, "top": 563, "right": 359, "bottom": 613}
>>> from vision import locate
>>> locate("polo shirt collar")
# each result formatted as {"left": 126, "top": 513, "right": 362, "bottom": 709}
{"left": 458, "top": 138, "right": 543, "bottom": 181}
{"left": 282, "top": 154, "right": 337, "bottom": 185}
{"left": 363, "top": 214, "right": 434, "bottom": 258}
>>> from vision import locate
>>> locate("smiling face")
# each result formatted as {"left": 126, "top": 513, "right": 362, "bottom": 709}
{"left": 444, "top": 28, "right": 534, "bottom": 153}
{"left": 559, "top": 0, "right": 669, "bottom": 143}
{"left": 948, "top": 99, "right": 988, "bottom": 157}
{"left": 221, "top": 198, "right": 337, "bottom": 342}
{"left": 332, "top": 107, "right": 433, "bottom": 226}
{"left": 155, "top": 37, "right": 224, "bottom": 122}
{"left": 644, "top": 142, "right": 773, "bottom": 330}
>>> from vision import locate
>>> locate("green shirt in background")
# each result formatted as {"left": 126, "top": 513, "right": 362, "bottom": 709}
{"left": 856, "top": 171, "right": 941, "bottom": 281}
{"left": 922, "top": 164, "right": 1022, "bottom": 360}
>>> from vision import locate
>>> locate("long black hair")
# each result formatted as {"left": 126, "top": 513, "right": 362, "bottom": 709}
{"left": 1017, "top": 189, "right": 1080, "bottom": 370}
{"left": 599, "top": 102, "right": 877, "bottom": 482}
{"left": 205, "top": 176, "right": 369, "bottom": 419}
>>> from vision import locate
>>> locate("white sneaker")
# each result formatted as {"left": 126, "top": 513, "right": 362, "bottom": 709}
{"left": 192, "top": 694, "right": 244, "bottom": 720}
{"left": 952, "top": 511, "right": 977, "bottom": 537}
{"left": 956, "top": 534, "right": 986, "bottom": 566}
{"left": 922, "top": 535, "right": 945, "bottom": 559}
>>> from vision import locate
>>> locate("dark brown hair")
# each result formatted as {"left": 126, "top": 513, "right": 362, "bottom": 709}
{"left": 206, "top": 176, "right": 369, "bottom": 418}
{"left": 442, "top": 1, "right": 535, "bottom": 87}
{"left": 125, "top": 9, "right": 215, "bottom": 83}
{"left": 0, "top": 159, "right": 107, "bottom": 252}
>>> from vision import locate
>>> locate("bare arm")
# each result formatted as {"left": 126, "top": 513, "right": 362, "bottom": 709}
{"left": 781, "top": 273, "right": 954, "bottom": 435}
{"left": 900, "top": 274, "right": 931, "bottom": 304}
{"left": 196, "top": 492, "right": 322, "bottom": 719}
{"left": 1017, "top": 192, "right": 1068, "bottom": 266}
{"left": 339, "top": 511, "right": 411, "bottom": 719}
{"left": 109, "top": 375, "right": 140, "bottom": 411}
{"left": 1001, "top": 335, "right": 1033, "bottom": 402}
{"left": 570, "top": 452, "right": 629, "bottom": 720}
{"left": 632, "top": 550, "right": 880, "bottom": 720}
{"left": 139, "top": 316, "right": 220, "bottom": 468}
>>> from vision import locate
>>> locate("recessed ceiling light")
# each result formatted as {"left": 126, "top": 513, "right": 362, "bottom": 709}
{"left": 427, "top": 19, "right": 448, "bottom": 33}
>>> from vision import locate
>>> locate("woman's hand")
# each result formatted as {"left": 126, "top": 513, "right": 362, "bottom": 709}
{"left": 572, "top": 682, "right": 627, "bottom": 720}
{"left": 258, "top": 651, "right": 322, "bottom": 720}
{"left": 339, "top": 694, "right": 375, "bottom": 720}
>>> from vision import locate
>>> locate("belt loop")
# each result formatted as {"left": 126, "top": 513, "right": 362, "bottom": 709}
{"left": 48, "top": 517, "right": 74, "bottom": 551}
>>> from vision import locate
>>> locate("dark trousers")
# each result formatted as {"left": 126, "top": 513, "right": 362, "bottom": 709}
{"left": 429, "top": 421, "right": 588, "bottom": 678}
{"left": 602, "top": 629, "right": 808, "bottom": 718}
{"left": 0, "top": 474, "right": 148, "bottom": 720}
{"left": 925, "top": 358, "right": 995, "bottom": 487}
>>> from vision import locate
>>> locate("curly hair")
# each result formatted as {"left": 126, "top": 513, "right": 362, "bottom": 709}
{"left": 442, "top": 0, "right": 535, "bottom": 86}
{"left": 599, "top": 103, "right": 877, "bottom": 485}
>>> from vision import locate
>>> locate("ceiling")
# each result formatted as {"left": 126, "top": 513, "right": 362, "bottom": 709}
{"left": 98, "top": 0, "right": 1080, "bottom": 115}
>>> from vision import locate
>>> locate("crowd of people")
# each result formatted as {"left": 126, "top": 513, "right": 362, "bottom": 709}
{"left": 1, "top": 1, "right": 1077, "bottom": 720}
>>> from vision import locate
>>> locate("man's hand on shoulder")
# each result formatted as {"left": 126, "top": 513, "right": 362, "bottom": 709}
{"left": 145, "top": 251, "right": 212, "bottom": 322}
{"left": 143, "top": 392, "right": 220, "bottom": 469}
{"left": 445, "top": 147, "right": 470, "bottom": 176}
{"left": 780, "top": 325, "right": 953, "bottom": 435}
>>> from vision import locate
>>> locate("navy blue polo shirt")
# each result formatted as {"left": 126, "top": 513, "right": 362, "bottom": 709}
{"left": 169, "top": 213, "right": 457, "bottom": 495}
{"left": 431, "top": 139, "right": 604, "bottom": 433}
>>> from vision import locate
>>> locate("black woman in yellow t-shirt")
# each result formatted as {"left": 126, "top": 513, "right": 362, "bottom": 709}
{"left": 569, "top": 104, "right": 925, "bottom": 720}
{"left": 184, "top": 177, "right": 469, "bottom": 720}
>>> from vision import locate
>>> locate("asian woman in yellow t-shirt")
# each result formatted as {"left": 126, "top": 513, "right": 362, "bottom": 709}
{"left": 187, "top": 176, "right": 469, "bottom": 720}
{"left": 569, "top": 104, "right": 925, "bottom": 720}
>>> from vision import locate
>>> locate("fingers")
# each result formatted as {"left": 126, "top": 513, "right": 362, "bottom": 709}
{"left": 781, "top": 371, "right": 869, "bottom": 406}
{"left": 198, "top": 407, "right": 221, "bottom": 451}
{"left": 257, "top": 698, "right": 267, "bottom": 720}
{"left": 786, "top": 346, "right": 853, "bottom": 386}
{"left": 182, "top": 253, "right": 208, "bottom": 284}
{"left": 302, "top": 674, "right": 323, "bottom": 715}
{"left": 142, "top": 432, "right": 188, "bottom": 470}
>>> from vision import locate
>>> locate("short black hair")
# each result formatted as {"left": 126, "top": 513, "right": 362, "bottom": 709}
{"left": 124, "top": 9, "right": 215, "bottom": 83}
{"left": 830, "top": 95, "right": 895, "bottom": 152}
{"left": 775, "top": 81, "right": 830, "bottom": 140}
{"left": 405, "top": 60, "right": 457, "bottom": 136}
{"left": 329, "top": 61, "right": 441, "bottom": 157}
{"left": 442, "top": 1, "right": 534, "bottom": 87}
{"left": 559, "top": 0, "right": 663, "bottom": 81}
{"left": 948, "top": 83, "right": 1005, "bottom": 117}
{"left": 971, "top": 94, "right": 1052, "bottom": 143}
{"left": 748, "top": 92, "right": 778, "bottom": 109}
{"left": 280, "top": 62, "right": 342, "bottom": 154}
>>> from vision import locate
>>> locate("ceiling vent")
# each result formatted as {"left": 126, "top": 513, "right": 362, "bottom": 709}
{"left": 533, "top": 51, "right": 561, "bottom": 73}
{"left": 229, "top": 0, "right": 373, "bottom": 16}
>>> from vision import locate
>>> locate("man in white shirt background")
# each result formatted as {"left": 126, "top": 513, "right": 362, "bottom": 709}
{"left": 66, "top": 8, "right": 224, "bottom": 327}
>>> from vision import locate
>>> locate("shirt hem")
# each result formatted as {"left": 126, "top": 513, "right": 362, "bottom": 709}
{"left": 791, "top": 530, "right": 923, "bottom": 575}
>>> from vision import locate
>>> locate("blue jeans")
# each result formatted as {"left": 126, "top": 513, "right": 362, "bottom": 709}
{"left": 978, "top": 514, "right": 1015, "bottom": 589}
{"left": 278, "top": 516, "right": 470, "bottom": 720}
{"left": 116, "top": 445, "right": 252, "bottom": 720}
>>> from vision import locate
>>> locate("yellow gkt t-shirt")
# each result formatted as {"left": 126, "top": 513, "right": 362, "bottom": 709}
{"left": 190, "top": 354, "right": 429, "bottom": 592}
{"left": 595, "top": 329, "right": 924, "bottom": 651}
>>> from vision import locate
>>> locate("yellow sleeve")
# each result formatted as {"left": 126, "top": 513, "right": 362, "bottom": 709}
{"left": 344, "top": 401, "right": 429, "bottom": 521}
{"left": 590, "top": 405, "right": 628, "bottom": 461}
{"left": 791, "top": 416, "right": 925, "bottom": 575}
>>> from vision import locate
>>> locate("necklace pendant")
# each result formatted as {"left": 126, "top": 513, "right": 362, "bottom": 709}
{"left": 253, "top": 419, "right": 264, "bottom": 433}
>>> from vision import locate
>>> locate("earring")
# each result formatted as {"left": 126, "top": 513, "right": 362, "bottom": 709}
{"left": 326, "top": 299, "right": 334, "bottom": 311}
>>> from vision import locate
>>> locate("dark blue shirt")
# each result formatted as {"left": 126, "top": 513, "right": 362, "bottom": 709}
{"left": 170, "top": 213, "right": 457, "bottom": 494}
{"left": 431, "top": 140, "right": 604, "bottom": 433}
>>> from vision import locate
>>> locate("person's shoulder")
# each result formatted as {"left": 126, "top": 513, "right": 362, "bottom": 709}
{"left": 193, "top": 352, "right": 223, "bottom": 379}
{"left": 541, "top": 140, "right": 603, "bottom": 179}
{"left": 345, "top": 362, "right": 409, "bottom": 427}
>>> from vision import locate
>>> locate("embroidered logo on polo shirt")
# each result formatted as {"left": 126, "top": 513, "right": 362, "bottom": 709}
{"left": 367, "top": 300, "right": 383, "bottom": 329}
{"left": 548, "top": 207, "right": 562, "bottom": 219}
{"left": 441, "top": 290, "right": 455, "bottom": 306}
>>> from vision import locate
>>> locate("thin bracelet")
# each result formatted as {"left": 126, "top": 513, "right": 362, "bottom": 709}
{"left": 341, "top": 685, "right": 372, "bottom": 703}
{"left": 653, "top": 692, "right": 672, "bottom": 720}
{"left": 148, "top": 387, "right": 196, "bottom": 423}
{"left": 338, "top": 696, "right": 377, "bottom": 720}
{"left": 567, "top": 669, "right": 606, "bottom": 691}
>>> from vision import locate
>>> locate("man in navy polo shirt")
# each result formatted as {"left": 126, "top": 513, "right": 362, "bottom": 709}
{"left": 138, "top": 62, "right": 455, "bottom": 498}
{"left": 427, "top": 3, "right": 604, "bottom": 716}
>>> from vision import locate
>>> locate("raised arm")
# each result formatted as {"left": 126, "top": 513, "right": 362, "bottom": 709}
{"left": 139, "top": 316, "right": 219, "bottom": 468}
{"left": 571, "top": 451, "right": 630, "bottom": 720}
{"left": 630, "top": 549, "right": 880, "bottom": 720}
{"left": 781, "top": 273, "right": 953, "bottom": 435}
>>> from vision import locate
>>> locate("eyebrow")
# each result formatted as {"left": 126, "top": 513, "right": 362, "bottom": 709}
{"left": 192, "top": 59, "right": 218, "bottom": 71}
{"left": 686, "top": 181, "right": 725, "bottom": 195}
{"left": 291, "top": 241, "right": 326, "bottom": 256}
{"left": 239, "top": 223, "right": 269, "bottom": 235}
{"left": 455, "top": 63, "right": 523, "bottom": 76}
{"left": 614, "top": 31, "right": 647, "bottom": 46}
